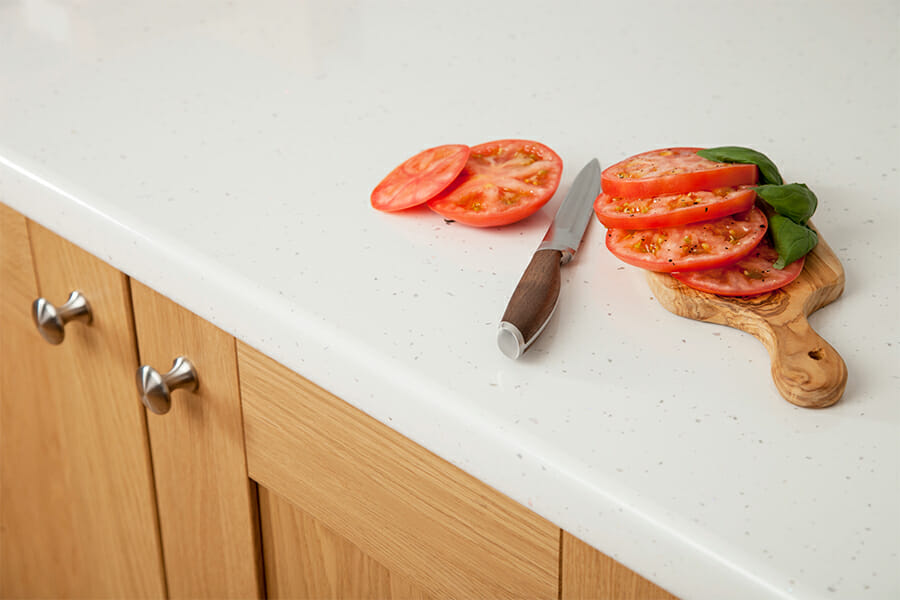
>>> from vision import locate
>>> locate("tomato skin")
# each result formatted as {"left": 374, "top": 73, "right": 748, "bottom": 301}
{"left": 601, "top": 147, "right": 758, "bottom": 198}
{"left": 605, "top": 206, "right": 768, "bottom": 273}
{"left": 594, "top": 185, "right": 757, "bottom": 229}
{"left": 671, "top": 235, "right": 805, "bottom": 296}
{"left": 427, "top": 139, "right": 563, "bottom": 228}
{"left": 371, "top": 144, "right": 471, "bottom": 212}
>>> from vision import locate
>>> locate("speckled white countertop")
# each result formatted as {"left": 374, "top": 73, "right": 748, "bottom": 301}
{"left": 2, "top": 1, "right": 898, "bottom": 598}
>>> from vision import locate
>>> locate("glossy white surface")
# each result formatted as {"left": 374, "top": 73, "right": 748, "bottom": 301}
{"left": 2, "top": 1, "right": 898, "bottom": 598}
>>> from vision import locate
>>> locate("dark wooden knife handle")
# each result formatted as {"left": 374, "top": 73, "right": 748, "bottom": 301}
{"left": 500, "top": 249, "right": 562, "bottom": 354}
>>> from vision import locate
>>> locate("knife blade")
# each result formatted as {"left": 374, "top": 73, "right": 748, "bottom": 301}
{"left": 497, "top": 158, "right": 602, "bottom": 359}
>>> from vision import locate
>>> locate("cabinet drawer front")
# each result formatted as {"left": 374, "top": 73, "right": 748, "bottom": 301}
{"left": 238, "top": 342, "right": 559, "bottom": 600}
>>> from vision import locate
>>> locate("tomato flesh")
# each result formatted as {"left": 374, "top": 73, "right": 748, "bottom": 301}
{"left": 427, "top": 139, "right": 563, "bottom": 227}
{"left": 671, "top": 235, "right": 805, "bottom": 296}
{"left": 601, "top": 147, "right": 758, "bottom": 198}
{"left": 594, "top": 185, "right": 756, "bottom": 229}
{"left": 371, "top": 144, "right": 471, "bottom": 212}
{"left": 605, "top": 206, "right": 768, "bottom": 273}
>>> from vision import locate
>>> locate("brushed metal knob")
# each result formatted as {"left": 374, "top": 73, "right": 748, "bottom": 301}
{"left": 32, "top": 291, "right": 92, "bottom": 345}
{"left": 136, "top": 357, "right": 199, "bottom": 415}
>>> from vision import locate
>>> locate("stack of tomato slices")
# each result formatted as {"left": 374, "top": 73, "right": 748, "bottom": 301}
{"left": 595, "top": 147, "right": 805, "bottom": 296}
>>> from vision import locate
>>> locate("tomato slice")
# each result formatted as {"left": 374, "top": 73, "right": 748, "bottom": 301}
{"left": 671, "top": 235, "right": 805, "bottom": 296}
{"left": 601, "top": 147, "right": 758, "bottom": 198}
{"left": 426, "top": 139, "right": 563, "bottom": 227}
{"left": 605, "top": 206, "right": 768, "bottom": 273}
{"left": 594, "top": 185, "right": 757, "bottom": 229}
{"left": 371, "top": 144, "right": 471, "bottom": 212}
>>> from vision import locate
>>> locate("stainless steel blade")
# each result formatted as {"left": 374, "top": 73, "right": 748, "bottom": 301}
{"left": 537, "top": 158, "right": 603, "bottom": 264}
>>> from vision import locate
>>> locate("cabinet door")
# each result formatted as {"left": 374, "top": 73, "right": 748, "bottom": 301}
{"left": 0, "top": 210, "right": 166, "bottom": 598}
{"left": 130, "top": 281, "right": 263, "bottom": 599}
{"left": 238, "top": 342, "right": 560, "bottom": 600}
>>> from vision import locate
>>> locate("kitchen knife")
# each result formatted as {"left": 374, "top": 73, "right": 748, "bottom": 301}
{"left": 497, "top": 158, "right": 602, "bottom": 359}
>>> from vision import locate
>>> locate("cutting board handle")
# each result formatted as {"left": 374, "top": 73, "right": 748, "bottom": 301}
{"left": 645, "top": 231, "right": 848, "bottom": 408}
{"left": 766, "top": 310, "right": 847, "bottom": 408}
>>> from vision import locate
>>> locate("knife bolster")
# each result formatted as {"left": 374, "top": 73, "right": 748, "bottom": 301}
{"left": 499, "top": 249, "right": 563, "bottom": 357}
{"left": 537, "top": 241, "right": 576, "bottom": 265}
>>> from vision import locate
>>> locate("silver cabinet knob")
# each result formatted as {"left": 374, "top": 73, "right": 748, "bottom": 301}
{"left": 32, "top": 290, "right": 92, "bottom": 345}
{"left": 136, "top": 357, "right": 199, "bottom": 415}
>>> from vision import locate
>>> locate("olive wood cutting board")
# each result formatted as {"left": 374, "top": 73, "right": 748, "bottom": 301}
{"left": 645, "top": 230, "right": 847, "bottom": 408}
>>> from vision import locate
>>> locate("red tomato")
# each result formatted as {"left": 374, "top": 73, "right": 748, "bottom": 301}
{"left": 605, "top": 206, "right": 768, "bottom": 273}
{"left": 594, "top": 185, "right": 757, "bottom": 229}
{"left": 672, "top": 235, "right": 805, "bottom": 296}
{"left": 426, "top": 139, "right": 563, "bottom": 227}
{"left": 601, "top": 147, "right": 758, "bottom": 198}
{"left": 371, "top": 144, "right": 471, "bottom": 212}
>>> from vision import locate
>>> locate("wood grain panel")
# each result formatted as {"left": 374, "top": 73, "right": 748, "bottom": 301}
{"left": 238, "top": 342, "right": 559, "bottom": 600}
{"left": 561, "top": 532, "right": 678, "bottom": 600}
{"left": 389, "top": 573, "right": 436, "bottom": 600}
{"left": 259, "top": 486, "right": 397, "bottom": 599}
{"left": 1, "top": 211, "right": 166, "bottom": 597}
{"left": 131, "top": 281, "right": 263, "bottom": 598}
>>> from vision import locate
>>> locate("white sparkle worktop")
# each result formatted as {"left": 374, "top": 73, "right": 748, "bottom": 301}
{"left": 1, "top": 1, "right": 898, "bottom": 598}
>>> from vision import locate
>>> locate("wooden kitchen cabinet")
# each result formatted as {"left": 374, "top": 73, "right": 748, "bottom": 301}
{"left": 0, "top": 207, "right": 260, "bottom": 599}
{"left": 239, "top": 341, "right": 678, "bottom": 600}
{"left": 0, "top": 206, "right": 166, "bottom": 598}
{"left": 239, "top": 342, "right": 560, "bottom": 599}
{"left": 1, "top": 203, "right": 677, "bottom": 600}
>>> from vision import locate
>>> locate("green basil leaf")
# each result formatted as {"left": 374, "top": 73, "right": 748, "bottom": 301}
{"left": 769, "top": 214, "right": 818, "bottom": 269}
{"left": 754, "top": 182, "right": 818, "bottom": 224}
{"left": 697, "top": 146, "right": 784, "bottom": 185}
